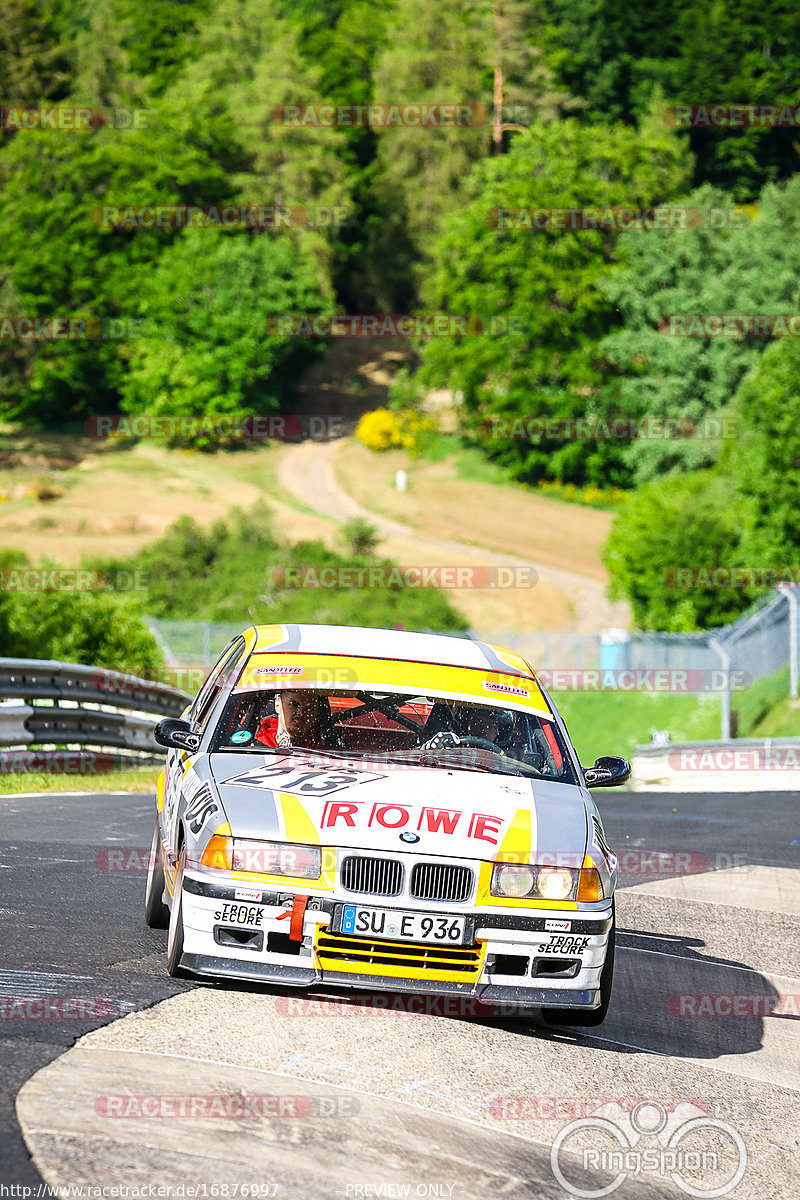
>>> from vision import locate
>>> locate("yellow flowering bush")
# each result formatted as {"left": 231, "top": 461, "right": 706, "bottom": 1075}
{"left": 355, "top": 407, "right": 437, "bottom": 457}
{"left": 535, "top": 480, "right": 630, "bottom": 508}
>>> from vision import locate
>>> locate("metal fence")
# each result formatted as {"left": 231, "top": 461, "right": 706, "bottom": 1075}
{"left": 0, "top": 658, "right": 192, "bottom": 772}
{"left": 145, "top": 586, "right": 800, "bottom": 740}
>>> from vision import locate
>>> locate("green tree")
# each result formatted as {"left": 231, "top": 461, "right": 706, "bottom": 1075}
{"left": 120, "top": 229, "right": 332, "bottom": 429}
{"left": 123, "top": 505, "right": 468, "bottom": 632}
{"left": 371, "top": 0, "right": 488, "bottom": 257}
{"left": 600, "top": 176, "right": 800, "bottom": 482}
{"left": 0, "top": 98, "right": 238, "bottom": 425}
{"left": 602, "top": 471, "right": 753, "bottom": 631}
{"left": 414, "top": 115, "right": 690, "bottom": 485}
{"left": 724, "top": 336, "right": 800, "bottom": 564}
{"left": 0, "top": 556, "right": 162, "bottom": 674}
{"left": 173, "top": 0, "right": 355, "bottom": 287}
{"left": 539, "top": 0, "right": 800, "bottom": 198}
{"left": 0, "top": 0, "right": 71, "bottom": 107}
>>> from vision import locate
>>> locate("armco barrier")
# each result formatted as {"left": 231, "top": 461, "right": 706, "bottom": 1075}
{"left": 632, "top": 736, "right": 800, "bottom": 792}
{"left": 0, "top": 658, "right": 192, "bottom": 771}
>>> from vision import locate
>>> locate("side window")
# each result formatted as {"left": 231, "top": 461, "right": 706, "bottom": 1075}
{"left": 190, "top": 638, "right": 247, "bottom": 734}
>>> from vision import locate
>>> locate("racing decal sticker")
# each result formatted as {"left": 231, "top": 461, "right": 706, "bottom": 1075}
{"left": 234, "top": 888, "right": 263, "bottom": 901}
{"left": 321, "top": 798, "right": 507, "bottom": 845}
{"left": 482, "top": 680, "right": 530, "bottom": 699}
{"left": 545, "top": 919, "right": 572, "bottom": 932}
{"left": 214, "top": 902, "right": 265, "bottom": 927}
{"left": 536, "top": 933, "right": 591, "bottom": 955}
{"left": 252, "top": 665, "right": 304, "bottom": 678}
{"left": 183, "top": 774, "right": 219, "bottom": 836}
{"left": 227, "top": 759, "right": 385, "bottom": 797}
{"left": 592, "top": 814, "right": 613, "bottom": 860}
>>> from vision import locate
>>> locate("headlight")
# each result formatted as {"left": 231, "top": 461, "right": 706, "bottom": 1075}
{"left": 232, "top": 839, "right": 322, "bottom": 879}
{"left": 492, "top": 864, "right": 536, "bottom": 898}
{"left": 536, "top": 867, "right": 575, "bottom": 900}
{"left": 491, "top": 863, "right": 579, "bottom": 900}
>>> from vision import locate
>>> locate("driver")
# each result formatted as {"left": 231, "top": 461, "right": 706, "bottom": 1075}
{"left": 254, "top": 690, "right": 335, "bottom": 749}
{"left": 422, "top": 704, "right": 512, "bottom": 750}
{"left": 461, "top": 708, "right": 503, "bottom": 742}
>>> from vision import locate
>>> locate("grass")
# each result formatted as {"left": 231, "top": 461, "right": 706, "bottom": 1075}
{"left": 0, "top": 767, "right": 160, "bottom": 794}
{"left": 556, "top": 690, "right": 722, "bottom": 767}
{"left": 557, "top": 663, "right": 800, "bottom": 765}
{"left": 743, "top": 666, "right": 800, "bottom": 738}
{"left": 335, "top": 440, "right": 616, "bottom": 583}
{"left": 0, "top": 434, "right": 285, "bottom": 564}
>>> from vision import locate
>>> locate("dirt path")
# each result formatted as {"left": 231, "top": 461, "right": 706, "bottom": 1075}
{"left": 277, "top": 439, "right": 630, "bottom": 639}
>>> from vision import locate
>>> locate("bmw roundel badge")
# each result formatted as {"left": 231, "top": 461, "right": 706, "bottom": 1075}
{"left": 400, "top": 831, "right": 420, "bottom": 844}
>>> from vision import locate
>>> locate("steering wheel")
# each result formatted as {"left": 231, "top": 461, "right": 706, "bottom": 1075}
{"left": 456, "top": 735, "right": 505, "bottom": 753}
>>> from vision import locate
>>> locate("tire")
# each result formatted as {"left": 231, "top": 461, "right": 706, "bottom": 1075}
{"left": 166, "top": 843, "right": 189, "bottom": 977}
{"left": 144, "top": 817, "right": 170, "bottom": 929}
{"left": 541, "top": 902, "right": 615, "bottom": 1028}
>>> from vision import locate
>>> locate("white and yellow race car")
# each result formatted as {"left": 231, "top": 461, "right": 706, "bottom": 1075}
{"left": 146, "top": 624, "right": 628, "bottom": 1025}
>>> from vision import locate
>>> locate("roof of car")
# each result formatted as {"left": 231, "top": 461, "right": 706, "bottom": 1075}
{"left": 248, "top": 623, "right": 534, "bottom": 677}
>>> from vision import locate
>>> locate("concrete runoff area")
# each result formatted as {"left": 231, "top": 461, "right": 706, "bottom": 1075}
{"left": 625, "top": 863, "right": 800, "bottom": 915}
{"left": 6, "top": 788, "right": 800, "bottom": 1198}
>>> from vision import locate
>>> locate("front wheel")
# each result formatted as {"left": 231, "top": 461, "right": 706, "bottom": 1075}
{"left": 144, "top": 818, "right": 169, "bottom": 929}
{"left": 542, "top": 902, "right": 615, "bottom": 1028}
{"left": 166, "top": 843, "right": 189, "bottom": 977}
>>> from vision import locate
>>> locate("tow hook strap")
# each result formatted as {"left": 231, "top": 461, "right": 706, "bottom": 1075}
{"left": 289, "top": 893, "right": 308, "bottom": 942}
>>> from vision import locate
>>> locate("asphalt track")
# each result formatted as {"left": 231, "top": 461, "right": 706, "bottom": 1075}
{"left": 1, "top": 788, "right": 799, "bottom": 1198}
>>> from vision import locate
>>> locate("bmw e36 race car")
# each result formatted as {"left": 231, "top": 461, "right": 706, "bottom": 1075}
{"left": 146, "top": 623, "right": 629, "bottom": 1025}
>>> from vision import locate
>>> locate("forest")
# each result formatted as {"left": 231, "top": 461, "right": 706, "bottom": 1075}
{"left": 3, "top": 0, "right": 800, "bottom": 632}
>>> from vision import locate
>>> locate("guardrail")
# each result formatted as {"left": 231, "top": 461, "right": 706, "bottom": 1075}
{"left": 631, "top": 736, "right": 800, "bottom": 792}
{"left": 0, "top": 658, "right": 192, "bottom": 771}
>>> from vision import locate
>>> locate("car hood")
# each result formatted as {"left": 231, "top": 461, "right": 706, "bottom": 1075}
{"left": 209, "top": 751, "right": 588, "bottom": 862}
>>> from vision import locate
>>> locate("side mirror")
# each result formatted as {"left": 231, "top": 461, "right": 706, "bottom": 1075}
{"left": 154, "top": 717, "right": 201, "bottom": 752}
{"left": 583, "top": 755, "right": 631, "bottom": 788}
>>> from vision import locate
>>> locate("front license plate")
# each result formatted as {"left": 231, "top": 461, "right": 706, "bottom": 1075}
{"left": 339, "top": 905, "right": 467, "bottom": 945}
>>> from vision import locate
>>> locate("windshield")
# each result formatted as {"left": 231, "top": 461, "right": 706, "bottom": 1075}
{"left": 209, "top": 688, "right": 577, "bottom": 785}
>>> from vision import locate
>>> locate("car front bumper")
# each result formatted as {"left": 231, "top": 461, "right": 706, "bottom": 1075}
{"left": 180, "top": 874, "right": 613, "bottom": 1010}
